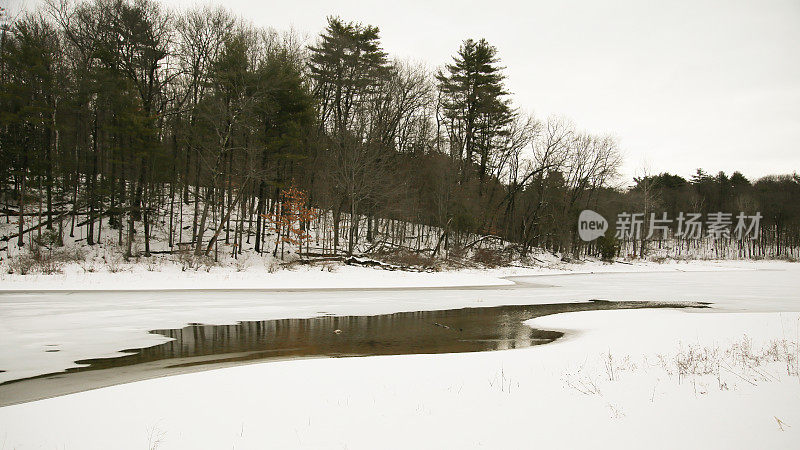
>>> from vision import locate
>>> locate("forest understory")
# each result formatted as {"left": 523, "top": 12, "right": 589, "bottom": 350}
{"left": 2, "top": 186, "right": 797, "bottom": 280}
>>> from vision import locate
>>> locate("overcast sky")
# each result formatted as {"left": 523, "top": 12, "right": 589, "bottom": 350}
{"left": 5, "top": 0, "right": 800, "bottom": 183}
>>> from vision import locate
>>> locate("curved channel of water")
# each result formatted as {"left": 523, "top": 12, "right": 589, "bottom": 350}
{"left": 0, "top": 300, "right": 705, "bottom": 406}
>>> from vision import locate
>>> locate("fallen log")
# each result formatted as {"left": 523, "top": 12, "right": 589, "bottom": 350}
{"left": 0, "top": 208, "right": 68, "bottom": 217}
{"left": 463, "top": 234, "right": 505, "bottom": 250}
{"left": 0, "top": 211, "right": 72, "bottom": 242}
{"left": 342, "top": 256, "right": 434, "bottom": 273}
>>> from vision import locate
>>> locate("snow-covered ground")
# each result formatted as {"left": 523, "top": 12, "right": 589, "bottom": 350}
{"left": 1, "top": 309, "right": 798, "bottom": 449}
{"left": 1, "top": 260, "right": 795, "bottom": 384}
{"left": 0, "top": 253, "right": 784, "bottom": 291}
{"left": 0, "top": 260, "right": 798, "bottom": 449}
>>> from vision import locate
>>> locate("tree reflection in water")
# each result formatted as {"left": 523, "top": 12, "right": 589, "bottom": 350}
{"left": 73, "top": 300, "right": 699, "bottom": 371}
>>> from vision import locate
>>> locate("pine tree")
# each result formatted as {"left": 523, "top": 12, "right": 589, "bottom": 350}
{"left": 307, "top": 16, "right": 391, "bottom": 255}
{"left": 252, "top": 48, "right": 315, "bottom": 253}
{"left": 436, "top": 38, "right": 514, "bottom": 181}
{"left": 308, "top": 16, "right": 389, "bottom": 137}
{"left": 0, "top": 16, "right": 61, "bottom": 247}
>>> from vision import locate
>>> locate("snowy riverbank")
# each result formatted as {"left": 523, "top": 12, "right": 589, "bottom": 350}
{"left": 0, "top": 256, "right": 787, "bottom": 291}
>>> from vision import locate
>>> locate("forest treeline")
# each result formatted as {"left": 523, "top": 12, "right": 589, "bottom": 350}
{"left": 1, "top": 0, "right": 798, "bottom": 262}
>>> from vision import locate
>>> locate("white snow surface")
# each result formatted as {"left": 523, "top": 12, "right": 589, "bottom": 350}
{"left": 1, "top": 260, "right": 796, "bottom": 384}
{"left": 0, "top": 260, "right": 799, "bottom": 449}
{"left": 0, "top": 242, "right": 787, "bottom": 292}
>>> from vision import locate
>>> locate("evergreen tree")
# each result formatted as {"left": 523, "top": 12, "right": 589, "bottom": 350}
{"left": 0, "top": 15, "right": 61, "bottom": 247}
{"left": 307, "top": 16, "right": 391, "bottom": 254}
{"left": 308, "top": 16, "right": 389, "bottom": 137}
{"left": 436, "top": 38, "right": 513, "bottom": 181}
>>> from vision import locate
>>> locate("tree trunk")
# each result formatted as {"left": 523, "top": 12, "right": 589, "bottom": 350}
{"left": 255, "top": 182, "right": 265, "bottom": 253}
{"left": 194, "top": 187, "right": 211, "bottom": 256}
{"left": 17, "top": 169, "right": 25, "bottom": 248}
{"left": 87, "top": 108, "right": 99, "bottom": 246}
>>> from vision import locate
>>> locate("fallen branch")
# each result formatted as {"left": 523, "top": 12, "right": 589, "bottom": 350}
{"left": 0, "top": 208, "right": 68, "bottom": 217}
{"left": 343, "top": 256, "right": 433, "bottom": 272}
{"left": 0, "top": 211, "right": 72, "bottom": 242}
{"left": 464, "top": 234, "right": 504, "bottom": 250}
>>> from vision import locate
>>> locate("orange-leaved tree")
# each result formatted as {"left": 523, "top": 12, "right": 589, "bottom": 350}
{"left": 261, "top": 184, "right": 318, "bottom": 259}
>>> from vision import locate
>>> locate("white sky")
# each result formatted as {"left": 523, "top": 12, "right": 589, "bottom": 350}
{"left": 6, "top": 0, "right": 800, "bottom": 183}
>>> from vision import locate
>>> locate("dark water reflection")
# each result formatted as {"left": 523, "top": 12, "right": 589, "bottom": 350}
{"left": 72, "top": 300, "right": 700, "bottom": 372}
